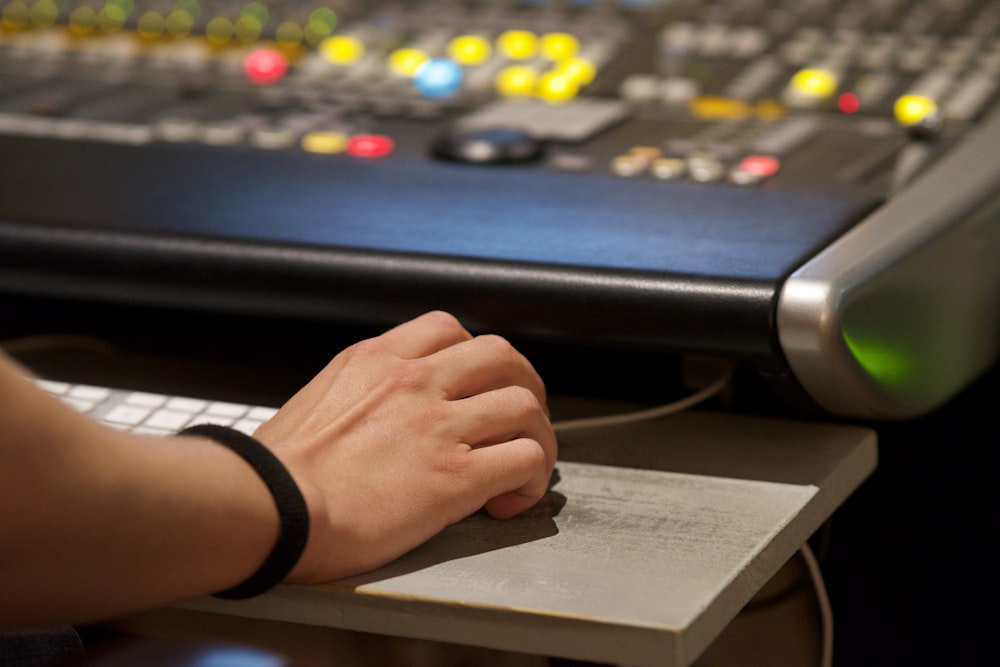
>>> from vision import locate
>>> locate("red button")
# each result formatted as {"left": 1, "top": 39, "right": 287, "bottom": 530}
{"left": 838, "top": 92, "right": 861, "bottom": 115}
{"left": 347, "top": 134, "right": 395, "bottom": 158}
{"left": 739, "top": 155, "right": 781, "bottom": 178}
{"left": 244, "top": 48, "right": 288, "bottom": 86}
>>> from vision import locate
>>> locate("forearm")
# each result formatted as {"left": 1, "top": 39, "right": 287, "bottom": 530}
{"left": 0, "top": 364, "right": 280, "bottom": 627}
{"left": 1, "top": 311, "right": 557, "bottom": 625}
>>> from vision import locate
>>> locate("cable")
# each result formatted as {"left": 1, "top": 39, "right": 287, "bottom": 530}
{"left": 551, "top": 363, "right": 736, "bottom": 433}
{"left": 800, "top": 542, "right": 834, "bottom": 667}
{"left": 0, "top": 334, "right": 118, "bottom": 357}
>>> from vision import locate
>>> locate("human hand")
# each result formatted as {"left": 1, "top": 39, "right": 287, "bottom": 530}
{"left": 253, "top": 311, "right": 556, "bottom": 583}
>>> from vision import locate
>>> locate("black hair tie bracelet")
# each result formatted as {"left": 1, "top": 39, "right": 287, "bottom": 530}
{"left": 178, "top": 424, "right": 310, "bottom": 600}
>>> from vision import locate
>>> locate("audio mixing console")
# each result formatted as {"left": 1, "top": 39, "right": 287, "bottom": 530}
{"left": 1, "top": 0, "right": 999, "bottom": 418}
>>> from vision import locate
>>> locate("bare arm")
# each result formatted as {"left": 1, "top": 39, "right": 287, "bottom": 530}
{"left": 0, "top": 311, "right": 556, "bottom": 627}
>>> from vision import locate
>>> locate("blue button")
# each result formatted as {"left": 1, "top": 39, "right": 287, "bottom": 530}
{"left": 414, "top": 59, "right": 463, "bottom": 98}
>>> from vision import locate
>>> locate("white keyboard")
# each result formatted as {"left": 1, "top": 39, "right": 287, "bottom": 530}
{"left": 35, "top": 379, "right": 279, "bottom": 436}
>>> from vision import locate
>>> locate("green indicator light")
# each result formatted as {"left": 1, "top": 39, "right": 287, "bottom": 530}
{"left": 276, "top": 20, "right": 302, "bottom": 45}
{"left": 2, "top": 0, "right": 31, "bottom": 29}
{"left": 235, "top": 13, "right": 262, "bottom": 41}
{"left": 842, "top": 330, "right": 915, "bottom": 387}
{"left": 30, "top": 0, "right": 60, "bottom": 27}
{"left": 137, "top": 10, "right": 165, "bottom": 38}
{"left": 105, "top": 0, "right": 133, "bottom": 16}
{"left": 205, "top": 15, "right": 233, "bottom": 44}
{"left": 166, "top": 8, "right": 194, "bottom": 36}
{"left": 68, "top": 5, "right": 97, "bottom": 33}
{"left": 173, "top": 0, "right": 200, "bottom": 18}
{"left": 308, "top": 6, "right": 336, "bottom": 31}
{"left": 240, "top": 1, "right": 268, "bottom": 25}
{"left": 97, "top": 4, "right": 126, "bottom": 31}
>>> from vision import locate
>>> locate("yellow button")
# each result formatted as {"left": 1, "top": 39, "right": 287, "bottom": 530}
{"left": 388, "top": 48, "right": 428, "bottom": 77}
{"left": 497, "top": 29, "right": 538, "bottom": 60}
{"left": 321, "top": 35, "right": 364, "bottom": 65}
{"left": 630, "top": 146, "right": 662, "bottom": 159}
{"left": 537, "top": 71, "right": 578, "bottom": 103}
{"left": 689, "top": 96, "right": 751, "bottom": 120}
{"left": 495, "top": 65, "right": 538, "bottom": 97}
{"left": 755, "top": 99, "right": 787, "bottom": 120}
{"left": 541, "top": 32, "right": 579, "bottom": 61}
{"left": 790, "top": 68, "right": 839, "bottom": 99}
{"left": 449, "top": 35, "right": 491, "bottom": 66}
{"left": 301, "top": 131, "right": 349, "bottom": 154}
{"left": 894, "top": 94, "right": 938, "bottom": 127}
{"left": 557, "top": 57, "right": 596, "bottom": 86}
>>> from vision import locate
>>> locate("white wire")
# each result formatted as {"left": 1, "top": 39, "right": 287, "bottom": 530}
{"left": 551, "top": 364, "right": 736, "bottom": 433}
{"left": 800, "top": 542, "right": 834, "bottom": 667}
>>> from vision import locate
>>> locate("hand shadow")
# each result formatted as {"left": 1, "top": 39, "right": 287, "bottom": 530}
{"left": 339, "top": 469, "right": 566, "bottom": 587}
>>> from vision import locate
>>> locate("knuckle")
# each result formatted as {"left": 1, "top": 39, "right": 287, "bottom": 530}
{"left": 418, "top": 399, "right": 452, "bottom": 430}
{"left": 424, "top": 310, "right": 465, "bottom": 333}
{"left": 385, "top": 358, "right": 431, "bottom": 392}
{"left": 342, "top": 338, "right": 383, "bottom": 363}
{"left": 476, "top": 334, "right": 517, "bottom": 363}
{"left": 521, "top": 439, "right": 549, "bottom": 472}
{"left": 507, "top": 385, "right": 543, "bottom": 416}
{"left": 442, "top": 448, "right": 475, "bottom": 476}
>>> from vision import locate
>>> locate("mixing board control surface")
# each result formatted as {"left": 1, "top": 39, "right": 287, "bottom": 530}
{"left": 1, "top": 0, "right": 999, "bottom": 418}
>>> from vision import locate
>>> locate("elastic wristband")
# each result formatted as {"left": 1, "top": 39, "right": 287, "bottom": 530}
{"left": 178, "top": 423, "right": 310, "bottom": 600}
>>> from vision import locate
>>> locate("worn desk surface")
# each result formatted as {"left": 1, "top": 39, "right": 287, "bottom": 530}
{"left": 179, "top": 410, "right": 876, "bottom": 667}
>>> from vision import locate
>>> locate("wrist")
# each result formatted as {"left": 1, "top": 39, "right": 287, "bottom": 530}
{"left": 178, "top": 425, "right": 310, "bottom": 598}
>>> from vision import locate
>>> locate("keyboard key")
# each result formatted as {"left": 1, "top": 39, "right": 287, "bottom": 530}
{"left": 232, "top": 419, "right": 264, "bottom": 435}
{"left": 206, "top": 402, "right": 249, "bottom": 418}
{"left": 68, "top": 385, "right": 111, "bottom": 402}
{"left": 166, "top": 397, "right": 208, "bottom": 412}
{"left": 36, "top": 379, "right": 70, "bottom": 395}
{"left": 104, "top": 404, "right": 153, "bottom": 426}
{"left": 125, "top": 391, "right": 169, "bottom": 408}
{"left": 143, "top": 409, "right": 194, "bottom": 431}
{"left": 248, "top": 406, "right": 279, "bottom": 422}
{"left": 61, "top": 397, "right": 98, "bottom": 413}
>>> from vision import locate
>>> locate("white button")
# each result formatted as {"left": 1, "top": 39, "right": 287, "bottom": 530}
{"left": 103, "top": 405, "right": 153, "bottom": 426}
{"left": 166, "top": 397, "right": 208, "bottom": 412}
{"left": 62, "top": 397, "right": 96, "bottom": 413}
{"left": 247, "top": 407, "right": 278, "bottom": 421}
{"left": 69, "top": 385, "right": 111, "bottom": 402}
{"left": 232, "top": 419, "right": 263, "bottom": 435}
{"left": 36, "top": 380, "right": 71, "bottom": 395}
{"left": 206, "top": 402, "right": 248, "bottom": 418}
{"left": 144, "top": 409, "right": 193, "bottom": 431}
{"left": 125, "top": 392, "right": 168, "bottom": 408}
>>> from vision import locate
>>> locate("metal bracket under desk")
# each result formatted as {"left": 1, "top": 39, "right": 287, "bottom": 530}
{"left": 177, "top": 411, "right": 876, "bottom": 667}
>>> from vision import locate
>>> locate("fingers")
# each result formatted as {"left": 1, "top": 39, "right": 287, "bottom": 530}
{"left": 429, "top": 334, "right": 548, "bottom": 407}
{"left": 469, "top": 438, "right": 553, "bottom": 520}
{"left": 378, "top": 311, "right": 473, "bottom": 359}
{"left": 456, "top": 386, "right": 556, "bottom": 467}
{"left": 452, "top": 386, "right": 557, "bottom": 520}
